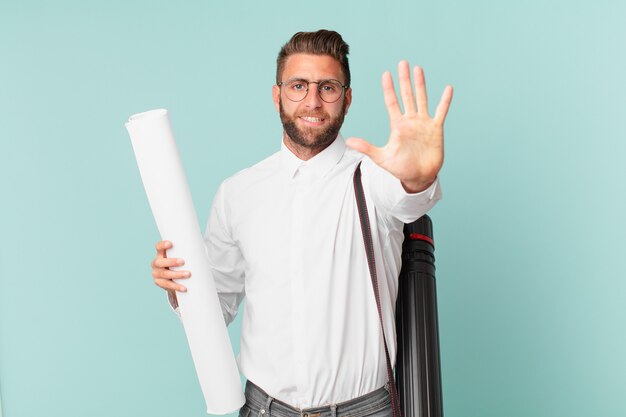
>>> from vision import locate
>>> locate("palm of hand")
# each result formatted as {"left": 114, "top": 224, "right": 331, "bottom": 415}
{"left": 347, "top": 61, "right": 452, "bottom": 193}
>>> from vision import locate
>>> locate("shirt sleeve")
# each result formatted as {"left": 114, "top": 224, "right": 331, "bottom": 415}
{"left": 166, "top": 181, "right": 246, "bottom": 326}
{"left": 204, "top": 181, "right": 246, "bottom": 325}
{"left": 360, "top": 156, "right": 442, "bottom": 224}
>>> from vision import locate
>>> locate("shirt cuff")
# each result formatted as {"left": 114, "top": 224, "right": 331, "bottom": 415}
{"left": 390, "top": 177, "right": 442, "bottom": 223}
{"left": 401, "top": 176, "right": 440, "bottom": 199}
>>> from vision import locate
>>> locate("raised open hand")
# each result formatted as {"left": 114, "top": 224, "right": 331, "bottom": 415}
{"left": 346, "top": 61, "right": 453, "bottom": 193}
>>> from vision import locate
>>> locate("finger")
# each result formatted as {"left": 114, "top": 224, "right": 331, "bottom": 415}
{"left": 154, "top": 278, "right": 187, "bottom": 293}
{"left": 382, "top": 71, "right": 402, "bottom": 121}
{"left": 345, "top": 137, "right": 384, "bottom": 164}
{"left": 434, "top": 85, "right": 453, "bottom": 123}
{"left": 153, "top": 257, "right": 185, "bottom": 269}
{"left": 155, "top": 240, "right": 172, "bottom": 258}
{"left": 413, "top": 66, "right": 429, "bottom": 116}
{"left": 152, "top": 268, "right": 191, "bottom": 280}
{"left": 398, "top": 61, "right": 416, "bottom": 114}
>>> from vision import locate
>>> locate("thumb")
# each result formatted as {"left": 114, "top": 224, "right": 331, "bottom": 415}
{"left": 345, "top": 137, "right": 382, "bottom": 161}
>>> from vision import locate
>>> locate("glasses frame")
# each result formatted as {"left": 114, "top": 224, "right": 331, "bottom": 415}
{"left": 277, "top": 78, "right": 349, "bottom": 103}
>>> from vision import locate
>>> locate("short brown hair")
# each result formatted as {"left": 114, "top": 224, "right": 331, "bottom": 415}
{"left": 276, "top": 30, "right": 351, "bottom": 87}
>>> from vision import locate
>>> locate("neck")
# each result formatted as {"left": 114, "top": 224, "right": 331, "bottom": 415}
{"left": 283, "top": 133, "right": 334, "bottom": 161}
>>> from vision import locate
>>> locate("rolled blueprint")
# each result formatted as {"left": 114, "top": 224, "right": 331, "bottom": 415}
{"left": 126, "top": 109, "right": 245, "bottom": 414}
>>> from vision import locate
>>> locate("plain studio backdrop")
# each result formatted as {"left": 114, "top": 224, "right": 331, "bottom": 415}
{"left": 1, "top": 1, "right": 624, "bottom": 416}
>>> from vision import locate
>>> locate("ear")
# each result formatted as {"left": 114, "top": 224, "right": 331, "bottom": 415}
{"left": 344, "top": 87, "right": 353, "bottom": 115}
{"left": 272, "top": 84, "right": 281, "bottom": 112}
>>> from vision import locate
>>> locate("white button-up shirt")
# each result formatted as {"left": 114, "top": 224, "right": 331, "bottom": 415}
{"left": 170, "top": 135, "right": 441, "bottom": 409}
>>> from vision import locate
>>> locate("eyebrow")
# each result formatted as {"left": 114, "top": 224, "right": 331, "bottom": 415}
{"left": 284, "top": 77, "right": 342, "bottom": 83}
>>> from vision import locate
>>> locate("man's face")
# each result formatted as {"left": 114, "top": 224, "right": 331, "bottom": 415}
{"left": 272, "top": 53, "right": 352, "bottom": 151}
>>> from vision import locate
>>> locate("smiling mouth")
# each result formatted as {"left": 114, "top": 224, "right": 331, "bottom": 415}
{"left": 299, "top": 116, "right": 325, "bottom": 123}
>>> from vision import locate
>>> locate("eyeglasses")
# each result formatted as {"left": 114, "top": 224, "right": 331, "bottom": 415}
{"left": 277, "top": 78, "right": 349, "bottom": 103}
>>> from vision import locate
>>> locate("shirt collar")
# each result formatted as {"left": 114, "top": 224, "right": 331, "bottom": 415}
{"left": 280, "top": 133, "right": 346, "bottom": 179}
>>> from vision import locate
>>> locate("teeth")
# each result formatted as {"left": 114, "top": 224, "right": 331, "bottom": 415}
{"left": 301, "top": 116, "right": 323, "bottom": 122}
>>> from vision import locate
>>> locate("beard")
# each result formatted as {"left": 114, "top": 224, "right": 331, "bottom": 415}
{"left": 279, "top": 98, "right": 346, "bottom": 151}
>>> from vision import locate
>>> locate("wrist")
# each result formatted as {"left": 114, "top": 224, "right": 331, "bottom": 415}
{"left": 401, "top": 177, "right": 435, "bottom": 194}
{"left": 167, "top": 289, "right": 179, "bottom": 308}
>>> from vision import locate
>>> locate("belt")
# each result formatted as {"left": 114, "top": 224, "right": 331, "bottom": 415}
{"left": 242, "top": 380, "right": 391, "bottom": 417}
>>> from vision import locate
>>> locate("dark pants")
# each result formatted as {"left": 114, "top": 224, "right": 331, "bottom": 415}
{"left": 239, "top": 381, "right": 392, "bottom": 417}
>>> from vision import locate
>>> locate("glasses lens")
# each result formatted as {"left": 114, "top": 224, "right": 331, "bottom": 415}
{"left": 318, "top": 80, "right": 343, "bottom": 103}
{"left": 284, "top": 80, "right": 309, "bottom": 102}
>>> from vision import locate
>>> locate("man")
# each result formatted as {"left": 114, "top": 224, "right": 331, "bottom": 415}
{"left": 151, "top": 30, "right": 452, "bottom": 417}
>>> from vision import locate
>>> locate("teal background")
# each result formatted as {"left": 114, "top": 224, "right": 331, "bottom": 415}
{"left": 1, "top": 1, "right": 625, "bottom": 416}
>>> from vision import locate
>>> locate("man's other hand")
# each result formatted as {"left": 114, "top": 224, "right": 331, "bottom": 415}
{"left": 151, "top": 240, "right": 190, "bottom": 293}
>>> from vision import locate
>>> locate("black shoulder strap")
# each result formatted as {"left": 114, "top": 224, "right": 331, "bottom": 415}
{"left": 353, "top": 161, "right": 402, "bottom": 417}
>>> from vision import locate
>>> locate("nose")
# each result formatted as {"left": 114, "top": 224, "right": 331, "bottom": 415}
{"left": 303, "top": 83, "right": 323, "bottom": 108}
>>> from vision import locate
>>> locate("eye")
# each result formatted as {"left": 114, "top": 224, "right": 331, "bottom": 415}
{"left": 320, "top": 81, "right": 340, "bottom": 93}
{"left": 288, "top": 81, "right": 307, "bottom": 91}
